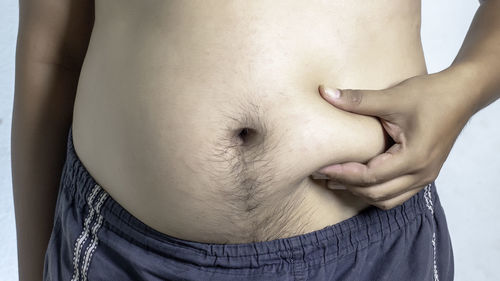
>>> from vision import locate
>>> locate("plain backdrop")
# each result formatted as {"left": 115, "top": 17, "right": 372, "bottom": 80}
{"left": 1, "top": 0, "right": 499, "bottom": 280}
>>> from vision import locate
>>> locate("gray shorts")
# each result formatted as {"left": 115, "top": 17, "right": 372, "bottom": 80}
{"left": 43, "top": 126, "right": 454, "bottom": 280}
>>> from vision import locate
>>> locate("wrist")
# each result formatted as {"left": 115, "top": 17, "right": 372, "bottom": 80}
{"left": 448, "top": 55, "right": 500, "bottom": 116}
{"left": 441, "top": 62, "right": 486, "bottom": 118}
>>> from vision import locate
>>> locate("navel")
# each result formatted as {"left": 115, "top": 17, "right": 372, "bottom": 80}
{"left": 236, "top": 127, "right": 259, "bottom": 146}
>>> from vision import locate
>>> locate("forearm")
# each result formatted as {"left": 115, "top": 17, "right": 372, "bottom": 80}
{"left": 448, "top": 0, "right": 500, "bottom": 115}
{"left": 12, "top": 53, "right": 81, "bottom": 281}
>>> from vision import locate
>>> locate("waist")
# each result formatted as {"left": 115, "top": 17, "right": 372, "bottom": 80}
{"left": 71, "top": 75, "right": 406, "bottom": 243}
{"left": 71, "top": 12, "right": 428, "bottom": 242}
{"left": 58, "top": 127, "right": 439, "bottom": 270}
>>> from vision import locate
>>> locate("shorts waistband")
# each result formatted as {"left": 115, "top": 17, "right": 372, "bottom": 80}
{"left": 60, "top": 125, "right": 440, "bottom": 268}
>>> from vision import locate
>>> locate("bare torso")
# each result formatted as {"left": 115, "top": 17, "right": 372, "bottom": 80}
{"left": 72, "top": 0, "right": 427, "bottom": 243}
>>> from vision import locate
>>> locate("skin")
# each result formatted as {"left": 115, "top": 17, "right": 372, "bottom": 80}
{"left": 11, "top": 0, "right": 499, "bottom": 280}
{"left": 313, "top": 0, "right": 500, "bottom": 210}
{"left": 13, "top": 1, "right": 93, "bottom": 280}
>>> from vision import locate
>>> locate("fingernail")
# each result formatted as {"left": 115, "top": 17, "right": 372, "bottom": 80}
{"left": 311, "top": 171, "right": 330, "bottom": 179}
{"left": 322, "top": 86, "right": 341, "bottom": 99}
{"left": 327, "top": 182, "right": 347, "bottom": 190}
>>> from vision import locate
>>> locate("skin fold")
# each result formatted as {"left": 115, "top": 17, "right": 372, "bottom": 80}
{"left": 315, "top": 0, "right": 500, "bottom": 210}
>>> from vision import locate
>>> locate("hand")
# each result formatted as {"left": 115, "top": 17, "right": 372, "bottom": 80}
{"left": 314, "top": 68, "right": 475, "bottom": 210}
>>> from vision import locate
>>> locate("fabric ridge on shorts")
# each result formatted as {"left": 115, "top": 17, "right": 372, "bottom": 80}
{"left": 43, "top": 125, "right": 454, "bottom": 281}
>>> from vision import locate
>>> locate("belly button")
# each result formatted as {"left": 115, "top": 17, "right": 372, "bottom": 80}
{"left": 237, "top": 127, "right": 254, "bottom": 144}
{"left": 234, "top": 127, "right": 266, "bottom": 148}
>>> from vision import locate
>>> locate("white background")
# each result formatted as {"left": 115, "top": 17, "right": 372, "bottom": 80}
{"left": 1, "top": 0, "right": 499, "bottom": 280}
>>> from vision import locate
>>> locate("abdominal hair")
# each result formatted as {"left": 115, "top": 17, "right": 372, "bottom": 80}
{"left": 196, "top": 96, "right": 317, "bottom": 241}
{"left": 201, "top": 98, "right": 283, "bottom": 220}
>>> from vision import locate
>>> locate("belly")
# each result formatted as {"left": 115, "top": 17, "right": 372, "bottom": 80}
{"left": 72, "top": 0, "right": 427, "bottom": 243}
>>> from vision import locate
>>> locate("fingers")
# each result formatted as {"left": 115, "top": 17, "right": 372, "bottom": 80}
{"left": 323, "top": 173, "right": 427, "bottom": 210}
{"left": 368, "top": 186, "right": 422, "bottom": 210}
{"left": 344, "top": 174, "right": 417, "bottom": 202}
{"left": 319, "top": 85, "right": 399, "bottom": 117}
{"left": 317, "top": 143, "right": 411, "bottom": 187}
{"left": 342, "top": 175, "right": 425, "bottom": 210}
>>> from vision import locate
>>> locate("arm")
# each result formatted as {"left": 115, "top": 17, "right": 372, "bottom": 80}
{"left": 313, "top": 1, "right": 500, "bottom": 209}
{"left": 12, "top": 1, "right": 93, "bottom": 280}
{"left": 449, "top": 0, "right": 500, "bottom": 116}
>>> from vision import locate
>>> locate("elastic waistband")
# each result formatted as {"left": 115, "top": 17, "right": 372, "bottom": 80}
{"left": 60, "top": 125, "right": 440, "bottom": 268}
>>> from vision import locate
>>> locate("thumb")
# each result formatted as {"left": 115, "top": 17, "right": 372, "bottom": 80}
{"left": 319, "top": 84, "right": 396, "bottom": 117}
